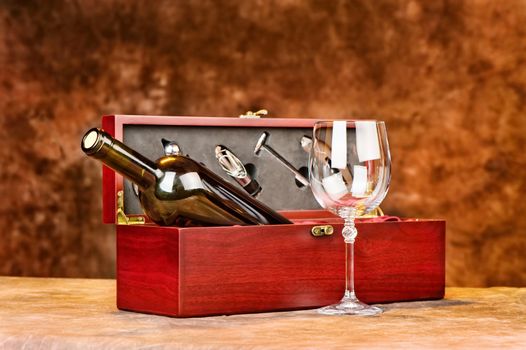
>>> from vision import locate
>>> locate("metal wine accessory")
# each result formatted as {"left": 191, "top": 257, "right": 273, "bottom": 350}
{"left": 300, "top": 136, "right": 312, "bottom": 153}
{"left": 254, "top": 132, "right": 310, "bottom": 187}
{"left": 161, "top": 138, "right": 183, "bottom": 156}
{"left": 215, "top": 145, "right": 262, "bottom": 197}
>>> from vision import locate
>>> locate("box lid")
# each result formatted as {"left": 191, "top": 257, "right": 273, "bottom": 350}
{"left": 101, "top": 115, "right": 323, "bottom": 224}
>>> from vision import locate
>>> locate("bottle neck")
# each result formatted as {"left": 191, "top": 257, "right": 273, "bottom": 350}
{"left": 81, "top": 128, "right": 160, "bottom": 189}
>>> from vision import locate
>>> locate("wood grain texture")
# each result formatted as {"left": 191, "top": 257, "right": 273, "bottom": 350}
{"left": 0, "top": 277, "right": 525, "bottom": 349}
{"left": 117, "top": 219, "right": 444, "bottom": 317}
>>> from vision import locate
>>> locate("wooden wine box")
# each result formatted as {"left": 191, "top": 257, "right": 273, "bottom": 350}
{"left": 101, "top": 115, "right": 445, "bottom": 317}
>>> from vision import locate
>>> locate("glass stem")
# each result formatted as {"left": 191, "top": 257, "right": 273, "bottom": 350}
{"left": 341, "top": 208, "right": 358, "bottom": 301}
{"left": 345, "top": 241, "right": 356, "bottom": 300}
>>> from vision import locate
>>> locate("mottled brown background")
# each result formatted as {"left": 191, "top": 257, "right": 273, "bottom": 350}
{"left": 1, "top": 0, "right": 525, "bottom": 286}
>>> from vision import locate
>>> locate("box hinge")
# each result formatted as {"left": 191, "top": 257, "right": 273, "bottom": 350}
{"left": 116, "top": 190, "right": 145, "bottom": 225}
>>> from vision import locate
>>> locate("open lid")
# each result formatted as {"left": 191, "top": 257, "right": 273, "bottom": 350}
{"left": 100, "top": 115, "right": 322, "bottom": 224}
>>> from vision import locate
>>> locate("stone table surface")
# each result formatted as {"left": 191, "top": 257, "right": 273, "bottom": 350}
{"left": 0, "top": 277, "right": 524, "bottom": 349}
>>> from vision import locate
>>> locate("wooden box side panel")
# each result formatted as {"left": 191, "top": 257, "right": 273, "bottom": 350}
{"left": 175, "top": 220, "right": 445, "bottom": 317}
{"left": 355, "top": 220, "right": 446, "bottom": 303}
{"left": 178, "top": 224, "right": 343, "bottom": 316}
{"left": 116, "top": 225, "right": 180, "bottom": 316}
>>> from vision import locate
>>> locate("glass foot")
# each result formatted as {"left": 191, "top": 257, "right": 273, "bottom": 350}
{"left": 318, "top": 298, "right": 382, "bottom": 316}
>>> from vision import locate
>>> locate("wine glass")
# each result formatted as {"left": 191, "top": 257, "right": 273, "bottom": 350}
{"left": 309, "top": 120, "right": 391, "bottom": 316}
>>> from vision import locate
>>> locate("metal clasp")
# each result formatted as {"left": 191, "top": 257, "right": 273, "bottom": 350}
{"left": 116, "top": 190, "right": 145, "bottom": 225}
{"left": 239, "top": 109, "right": 268, "bottom": 118}
{"left": 311, "top": 225, "right": 334, "bottom": 237}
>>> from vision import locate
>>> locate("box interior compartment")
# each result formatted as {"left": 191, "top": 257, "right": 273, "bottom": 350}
{"left": 122, "top": 124, "right": 321, "bottom": 214}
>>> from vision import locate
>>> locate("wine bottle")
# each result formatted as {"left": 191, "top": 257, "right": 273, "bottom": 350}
{"left": 81, "top": 128, "right": 292, "bottom": 227}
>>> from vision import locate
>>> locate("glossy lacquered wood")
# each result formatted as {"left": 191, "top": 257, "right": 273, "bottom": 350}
{"left": 117, "top": 218, "right": 445, "bottom": 317}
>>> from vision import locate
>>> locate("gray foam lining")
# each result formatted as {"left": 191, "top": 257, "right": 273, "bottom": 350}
{"left": 122, "top": 125, "right": 320, "bottom": 213}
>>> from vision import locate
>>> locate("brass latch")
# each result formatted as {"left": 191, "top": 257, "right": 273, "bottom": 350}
{"left": 311, "top": 225, "right": 334, "bottom": 237}
{"left": 116, "top": 190, "right": 145, "bottom": 225}
{"left": 239, "top": 109, "right": 268, "bottom": 118}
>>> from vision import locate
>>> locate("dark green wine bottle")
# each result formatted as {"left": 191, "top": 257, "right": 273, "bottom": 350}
{"left": 81, "top": 128, "right": 292, "bottom": 227}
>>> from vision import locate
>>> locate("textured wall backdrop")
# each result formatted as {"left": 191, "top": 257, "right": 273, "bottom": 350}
{"left": 1, "top": 0, "right": 525, "bottom": 286}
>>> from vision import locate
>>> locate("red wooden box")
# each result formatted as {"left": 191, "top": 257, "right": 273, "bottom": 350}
{"left": 101, "top": 115, "right": 445, "bottom": 317}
